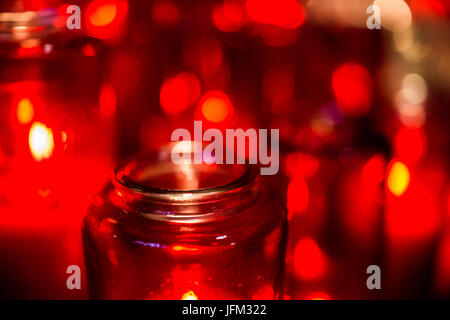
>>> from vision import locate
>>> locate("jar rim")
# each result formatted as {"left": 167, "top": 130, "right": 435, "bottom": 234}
{"left": 113, "top": 152, "right": 259, "bottom": 203}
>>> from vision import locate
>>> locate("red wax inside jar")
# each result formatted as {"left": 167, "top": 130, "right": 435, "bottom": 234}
{"left": 83, "top": 153, "right": 287, "bottom": 299}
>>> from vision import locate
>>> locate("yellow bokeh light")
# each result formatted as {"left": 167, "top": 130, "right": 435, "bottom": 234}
{"left": 387, "top": 160, "right": 410, "bottom": 196}
{"left": 29, "top": 122, "right": 54, "bottom": 161}
{"left": 17, "top": 98, "right": 34, "bottom": 124}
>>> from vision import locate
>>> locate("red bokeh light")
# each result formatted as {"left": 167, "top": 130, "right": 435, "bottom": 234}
{"left": 246, "top": 0, "right": 305, "bottom": 29}
{"left": 160, "top": 72, "right": 201, "bottom": 115}
{"left": 86, "top": 0, "right": 129, "bottom": 40}
{"left": 285, "top": 152, "right": 320, "bottom": 179}
{"left": 287, "top": 178, "right": 309, "bottom": 218}
{"left": 362, "top": 154, "right": 386, "bottom": 186}
{"left": 82, "top": 43, "right": 96, "bottom": 57}
{"left": 152, "top": 0, "right": 180, "bottom": 27}
{"left": 293, "top": 238, "right": 327, "bottom": 280}
{"left": 55, "top": 4, "right": 71, "bottom": 29}
{"left": 16, "top": 43, "right": 43, "bottom": 58}
{"left": 410, "top": 0, "right": 447, "bottom": 18}
{"left": 394, "top": 127, "right": 427, "bottom": 164}
{"left": 99, "top": 84, "right": 117, "bottom": 117}
{"left": 212, "top": 0, "right": 245, "bottom": 32}
{"left": 331, "top": 62, "right": 372, "bottom": 115}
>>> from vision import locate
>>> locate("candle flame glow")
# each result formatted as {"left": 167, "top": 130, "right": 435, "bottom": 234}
{"left": 17, "top": 98, "right": 34, "bottom": 124}
{"left": 181, "top": 291, "right": 198, "bottom": 300}
{"left": 386, "top": 160, "right": 410, "bottom": 197}
{"left": 306, "top": 291, "right": 331, "bottom": 300}
{"left": 29, "top": 122, "right": 54, "bottom": 161}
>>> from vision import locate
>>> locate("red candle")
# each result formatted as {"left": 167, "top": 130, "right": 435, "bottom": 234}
{"left": 0, "top": 77, "right": 115, "bottom": 299}
{"left": 384, "top": 159, "right": 444, "bottom": 298}
{"left": 0, "top": 96, "right": 114, "bottom": 298}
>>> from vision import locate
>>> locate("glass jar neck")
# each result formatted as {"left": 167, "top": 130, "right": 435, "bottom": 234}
{"left": 111, "top": 153, "right": 260, "bottom": 224}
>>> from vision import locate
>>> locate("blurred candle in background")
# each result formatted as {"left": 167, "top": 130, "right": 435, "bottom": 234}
{"left": 0, "top": 3, "right": 116, "bottom": 299}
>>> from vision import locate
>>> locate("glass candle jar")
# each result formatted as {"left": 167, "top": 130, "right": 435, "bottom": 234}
{"left": 83, "top": 151, "right": 287, "bottom": 300}
{"left": 0, "top": 3, "right": 115, "bottom": 299}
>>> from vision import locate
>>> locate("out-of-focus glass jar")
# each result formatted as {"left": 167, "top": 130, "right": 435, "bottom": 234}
{"left": 83, "top": 150, "right": 287, "bottom": 299}
{"left": 0, "top": 3, "right": 115, "bottom": 299}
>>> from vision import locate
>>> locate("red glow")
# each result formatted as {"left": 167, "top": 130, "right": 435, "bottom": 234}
{"left": 86, "top": 0, "right": 129, "bottom": 40}
{"left": 263, "top": 66, "right": 294, "bottom": 113}
{"left": 170, "top": 244, "right": 201, "bottom": 253}
{"left": 331, "top": 62, "right": 372, "bottom": 115}
{"left": 168, "top": 266, "right": 203, "bottom": 299}
{"left": 293, "top": 238, "right": 327, "bottom": 280}
{"left": 213, "top": 1, "right": 245, "bottom": 32}
{"left": 82, "top": 44, "right": 96, "bottom": 57}
{"left": 246, "top": 0, "right": 305, "bottom": 29}
{"left": 285, "top": 152, "right": 320, "bottom": 179}
{"left": 16, "top": 44, "right": 43, "bottom": 58}
{"left": 183, "top": 38, "right": 224, "bottom": 78}
{"left": 152, "top": 0, "right": 180, "bottom": 27}
{"left": 99, "top": 84, "right": 117, "bottom": 117}
{"left": 341, "top": 165, "right": 382, "bottom": 235}
{"left": 361, "top": 154, "right": 386, "bottom": 186}
{"left": 287, "top": 178, "right": 309, "bottom": 218}
{"left": 394, "top": 127, "right": 426, "bottom": 164}
{"left": 258, "top": 26, "right": 298, "bottom": 47}
{"left": 140, "top": 115, "right": 169, "bottom": 151}
{"left": 55, "top": 4, "right": 70, "bottom": 28}
{"left": 386, "top": 170, "right": 441, "bottom": 238}
{"left": 447, "top": 191, "right": 450, "bottom": 216}
{"left": 306, "top": 292, "right": 331, "bottom": 300}
{"left": 199, "top": 91, "right": 234, "bottom": 124}
{"left": 252, "top": 286, "right": 274, "bottom": 300}
{"left": 160, "top": 72, "right": 201, "bottom": 114}
{"left": 410, "top": 0, "right": 446, "bottom": 17}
